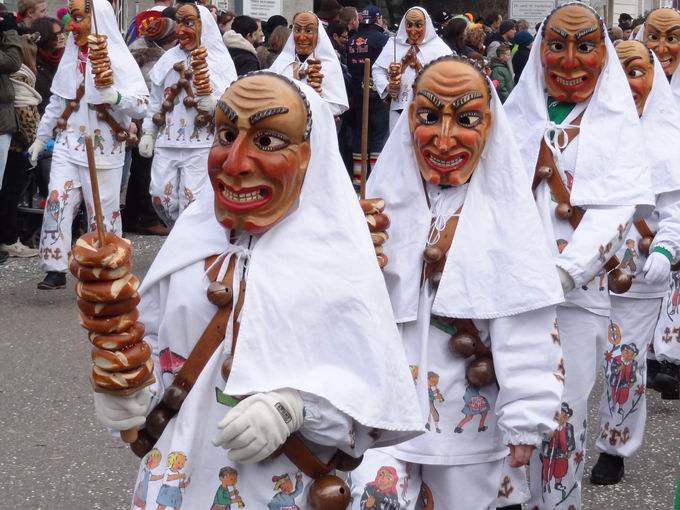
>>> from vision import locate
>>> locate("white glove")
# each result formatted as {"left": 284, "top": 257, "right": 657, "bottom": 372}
{"left": 93, "top": 386, "right": 151, "bottom": 431}
{"left": 28, "top": 138, "right": 45, "bottom": 166}
{"left": 138, "top": 132, "right": 155, "bottom": 158}
{"left": 643, "top": 251, "right": 672, "bottom": 286}
{"left": 557, "top": 266, "right": 575, "bottom": 294}
{"left": 97, "top": 87, "right": 121, "bottom": 105}
{"left": 213, "top": 388, "right": 304, "bottom": 464}
{"left": 196, "top": 94, "right": 217, "bottom": 113}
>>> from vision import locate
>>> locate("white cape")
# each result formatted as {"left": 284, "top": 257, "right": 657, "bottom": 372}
{"left": 505, "top": 12, "right": 654, "bottom": 210}
{"left": 139, "top": 76, "right": 423, "bottom": 436}
{"left": 269, "top": 13, "right": 348, "bottom": 115}
{"left": 368, "top": 82, "right": 564, "bottom": 322}
{"left": 51, "top": 0, "right": 148, "bottom": 103}
{"left": 149, "top": 4, "right": 236, "bottom": 92}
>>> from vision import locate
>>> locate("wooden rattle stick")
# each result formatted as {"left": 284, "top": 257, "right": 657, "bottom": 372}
{"left": 84, "top": 136, "right": 106, "bottom": 247}
{"left": 359, "top": 58, "right": 371, "bottom": 200}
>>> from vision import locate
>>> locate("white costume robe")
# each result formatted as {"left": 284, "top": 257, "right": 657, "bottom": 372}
{"left": 35, "top": 0, "right": 148, "bottom": 273}
{"left": 502, "top": 14, "right": 654, "bottom": 509}
{"left": 142, "top": 5, "right": 236, "bottom": 226}
{"left": 129, "top": 78, "right": 422, "bottom": 509}
{"left": 350, "top": 84, "right": 564, "bottom": 510}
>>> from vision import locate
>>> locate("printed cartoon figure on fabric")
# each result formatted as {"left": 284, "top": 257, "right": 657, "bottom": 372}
{"left": 372, "top": 7, "right": 450, "bottom": 132}
{"left": 75, "top": 72, "right": 424, "bottom": 510}
{"left": 29, "top": 0, "right": 149, "bottom": 290}
{"left": 269, "top": 11, "right": 348, "bottom": 117}
{"left": 589, "top": 40, "right": 680, "bottom": 487}
{"left": 139, "top": 0, "right": 236, "bottom": 228}
{"left": 636, "top": 8, "right": 680, "bottom": 401}
{"left": 349, "top": 56, "right": 564, "bottom": 510}
{"left": 501, "top": 3, "right": 655, "bottom": 508}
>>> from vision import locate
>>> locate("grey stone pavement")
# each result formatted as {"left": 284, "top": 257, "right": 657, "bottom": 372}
{"left": 0, "top": 234, "right": 678, "bottom": 509}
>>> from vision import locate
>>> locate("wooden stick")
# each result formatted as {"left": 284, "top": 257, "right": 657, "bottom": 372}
{"left": 359, "top": 58, "right": 371, "bottom": 200}
{"left": 84, "top": 136, "right": 106, "bottom": 247}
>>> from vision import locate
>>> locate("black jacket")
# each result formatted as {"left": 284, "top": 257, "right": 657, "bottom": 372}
{"left": 228, "top": 47, "right": 260, "bottom": 77}
{"left": 0, "top": 30, "right": 22, "bottom": 134}
{"left": 347, "top": 23, "right": 388, "bottom": 99}
{"left": 512, "top": 46, "right": 531, "bottom": 85}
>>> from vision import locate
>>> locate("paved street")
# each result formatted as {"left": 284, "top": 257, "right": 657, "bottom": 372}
{"left": 1, "top": 235, "right": 678, "bottom": 509}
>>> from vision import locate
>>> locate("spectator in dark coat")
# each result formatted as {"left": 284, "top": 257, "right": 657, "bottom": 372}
{"left": 512, "top": 30, "right": 533, "bottom": 84}
{"left": 32, "top": 16, "right": 64, "bottom": 115}
{"left": 223, "top": 15, "right": 261, "bottom": 76}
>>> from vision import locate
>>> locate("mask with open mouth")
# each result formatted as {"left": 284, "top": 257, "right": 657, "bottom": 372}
{"left": 66, "top": 0, "right": 92, "bottom": 47}
{"left": 408, "top": 57, "right": 492, "bottom": 186}
{"left": 616, "top": 41, "right": 654, "bottom": 117}
{"left": 208, "top": 73, "right": 312, "bottom": 234}
{"left": 405, "top": 8, "right": 426, "bottom": 45}
{"left": 175, "top": 2, "right": 202, "bottom": 51}
{"left": 540, "top": 3, "right": 606, "bottom": 103}
{"left": 644, "top": 8, "right": 680, "bottom": 77}
{"left": 293, "top": 12, "right": 318, "bottom": 57}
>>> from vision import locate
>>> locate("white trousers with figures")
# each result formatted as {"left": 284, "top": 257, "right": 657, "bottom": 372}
{"left": 149, "top": 147, "right": 209, "bottom": 227}
{"left": 39, "top": 153, "right": 122, "bottom": 273}
{"left": 526, "top": 305, "right": 607, "bottom": 510}
{"left": 596, "top": 296, "right": 662, "bottom": 457}
{"left": 653, "top": 271, "right": 680, "bottom": 363}
{"left": 349, "top": 449, "right": 503, "bottom": 510}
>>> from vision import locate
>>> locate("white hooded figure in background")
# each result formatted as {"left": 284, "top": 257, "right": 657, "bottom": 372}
{"left": 90, "top": 72, "right": 423, "bottom": 509}
{"left": 269, "top": 11, "right": 348, "bottom": 116}
{"left": 501, "top": 4, "right": 654, "bottom": 508}
{"left": 589, "top": 41, "right": 680, "bottom": 486}
{"left": 372, "top": 6, "right": 450, "bottom": 131}
{"left": 30, "top": 0, "right": 149, "bottom": 290}
{"left": 140, "top": 0, "right": 236, "bottom": 228}
{"left": 349, "top": 56, "right": 564, "bottom": 510}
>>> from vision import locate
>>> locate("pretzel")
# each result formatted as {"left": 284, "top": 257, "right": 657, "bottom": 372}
{"left": 360, "top": 198, "right": 385, "bottom": 215}
{"left": 77, "top": 295, "right": 140, "bottom": 318}
{"left": 92, "top": 358, "right": 154, "bottom": 390}
{"left": 80, "top": 308, "right": 139, "bottom": 334}
{"left": 72, "top": 232, "right": 131, "bottom": 269}
{"left": 90, "top": 321, "right": 145, "bottom": 350}
{"left": 69, "top": 256, "right": 130, "bottom": 282}
{"left": 371, "top": 232, "right": 388, "bottom": 246}
{"left": 92, "top": 340, "right": 151, "bottom": 372}
{"left": 366, "top": 213, "right": 390, "bottom": 232}
{"left": 76, "top": 274, "right": 140, "bottom": 302}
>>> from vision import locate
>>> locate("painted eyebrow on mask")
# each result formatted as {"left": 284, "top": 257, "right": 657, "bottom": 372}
{"left": 550, "top": 26, "right": 568, "bottom": 38}
{"left": 576, "top": 26, "right": 599, "bottom": 39}
{"left": 452, "top": 91, "right": 483, "bottom": 108}
{"left": 417, "top": 90, "right": 443, "bottom": 108}
{"left": 217, "top": 100, "right": 238, "bottom": 122}
{"left": 249, "top": 106, "right": 290, "bottom": 125}
{"left": 622, "top": 55, "right": 643, "bottom": 65}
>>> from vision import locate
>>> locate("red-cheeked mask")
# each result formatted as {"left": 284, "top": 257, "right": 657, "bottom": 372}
{"left": 616, "top": 41, "right": 654, "bottom": 117}
{"left": 405, "top": 8, "right": 426, "bottom": 45}
{"left": 176, "top": 3, "right": 202, "bottom": 51}
{"left": 644, "top": 8, "right": 680, "bottom": 77}
{"left": 65, "top": 0, "right": 92, "bottom": 47}
{"left": 293, "top": 12, "right": 318, "bottom": 57}
{"left": 208, "top": 74, "right": 312, "bottom": 234}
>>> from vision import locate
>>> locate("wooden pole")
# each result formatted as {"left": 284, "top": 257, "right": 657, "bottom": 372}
{"left": 359, "top": 58, "right": 371, "bottom": 200}
{"left": 84, "top": 136, "right": 106, "bottom": 247}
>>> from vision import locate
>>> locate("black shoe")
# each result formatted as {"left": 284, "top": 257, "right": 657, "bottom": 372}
{"left": 652, "top": 360, "right": 680, "bottom": 399}
{"left": 37, "top": 271, "right": 66, "bottom": 290}
{"left": 590, "top": 452, "right": 624, "bottom": 485}
{"left": 497, "top": 506, "right": 522, "bottom": 510}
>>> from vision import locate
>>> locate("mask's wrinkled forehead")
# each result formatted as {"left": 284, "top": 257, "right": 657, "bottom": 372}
{"left": 542, "top": 3, "right": 604, "bottom": 41}
{"left": 616, "top": 40, "right": 653, "bottom": 66}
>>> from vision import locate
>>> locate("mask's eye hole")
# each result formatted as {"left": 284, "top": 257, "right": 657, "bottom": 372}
{"left": 217, "top": 126, "right": 237, "bottom": 146}
{"left": 458, "top": 111, "right": 482, "bottom": 128}
{"left": 416, "top": 108, "right": 439, "bottom": 125}
{"left": 628, "top": 68, "right": 644, "bottom": 78}
{"left": 548, "top": 41, "right": 565, "bottom": 52}
{"left": 253, "top": 131, "right": 290, "bottom": 152}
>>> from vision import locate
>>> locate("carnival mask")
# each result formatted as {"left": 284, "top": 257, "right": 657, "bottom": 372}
{"left": 405, "top": 8, "right": 426, "bottom": 45}
{"left": 176, "top": 3, "right": 202, "bottom": 51}
{"left": 616, "top": 41, "right": 654, "bottom": 117}
{"left": 644, "top": 8, "right": 680, "bottom": 77}
{"left": 208, "top": 74, "right": 312, "bottom": 234}
{"left": 293, "top": 12, "right": 318, "bottom": 57}
{"left": 408, "top": 59, "right": 491, "bottom": 186}
{"left": 66, "top": 0, "right": 92, "bottom": 47}
{"left": 540, "top": 4, "right": 606, "bottom": 103}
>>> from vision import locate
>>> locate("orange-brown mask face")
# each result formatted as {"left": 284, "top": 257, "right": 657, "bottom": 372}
{"left": 616, "top": 41, "right": 654, "bottom": 116}
{"left": 66, "top": 0, "right": 91, "bottom": 47}
{"left": 408, "top": 59, "right": 492, "bottom": 186}
{"left": 405, "top": 8, "right": 426, "bottom": 45}
{"left": 176, "top": 3, "right": 202, "bottom": 51}
{"left": 208, "top": 75, "right": 312, "bottom": 234}
{"left": 644, "top": 9, "right": 680, "bottom": 77}
{"left": 540, "top": 5, "right": 606, "bottom": 103}
{"left": 293, "top": 12, "right": 318, "bottom": 57}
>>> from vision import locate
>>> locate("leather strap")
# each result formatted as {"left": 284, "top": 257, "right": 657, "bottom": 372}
{"left": 94, "top": 104, "right": 128, "bottom": 142}
{"left": 53, "top": 83, "right": 85, "bottom": 137}
{"left": 422, "top": 206, "right": 461, "bottom": 284}
{"left": 634, "top": 219, "right": 655, "bottom": 239}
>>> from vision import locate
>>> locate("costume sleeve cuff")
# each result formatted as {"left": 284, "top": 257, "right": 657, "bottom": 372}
{"left": 502, "top": 430, "right": 543, "bottom": 447}
{"left": 555, "top": 258, "right": 584, "bottom": 287}
{"left": 652, "top": 246, "right": 673, "bottom": 263}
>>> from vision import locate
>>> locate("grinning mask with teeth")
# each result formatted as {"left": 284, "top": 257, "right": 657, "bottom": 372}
{"left": 176, "top": 2, "right": 202, "bottom": 51}
{"left": 405, "top": 8, "right": 426, "bottom": 45}
{"left": 66, "top": 0, "right": 92, "bottom": 47}
{"left": 208, "top": 74, "right": 312, "bottom": 234}
{"left": 408, "top": 58, "right": 492, "bottom": 186}
{"left": 616, "top": 41, "right": 654, "bottom": 117}
{"left": 644, "top": 8, "right": 680, "bottom": 77}
{"left": 293, "top": 12, "right": 318, "bottom": 57}
{"left": 541, "top": 4, "right": 606, "bottom": 103}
